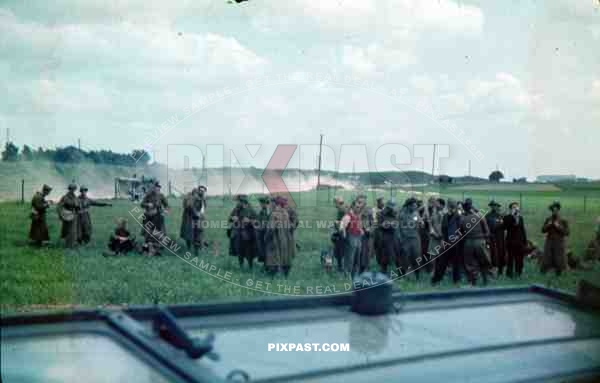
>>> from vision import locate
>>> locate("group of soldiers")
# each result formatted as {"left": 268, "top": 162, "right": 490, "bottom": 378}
{"left": 227, "top": 194, "right": 298, "bottom": 277}
{"left": 331, "top": 194, "right": 591, "bottom": 285}
{"left": 28, "top": 181, "right": 599, "bottom": 284}
{"left": 29, "top": 183, "right": 112, "bottom": 249}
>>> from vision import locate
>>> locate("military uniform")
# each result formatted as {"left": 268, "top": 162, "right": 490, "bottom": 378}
{"left": 57, "top": 185, "right": 80, "bottom": 248}
{"left": 108, "top": 220, "right": 136, "bottom": 255}
{"left": 419, "top": 206, "right": 433, "bottom": 273}
{"left": 286, "top": 202, "right": 298, "bottom": 259}
{"left": 377, "top": 202, "right": 401, "bottom": 273}
{"left": 398, "top": 200, "right": 423, "bottom": 280}
{"left": 431, "top": 201, "right": 464, "bottom": 285}
{"left": 140, "top": 186, "right": 169, "bottom": 255}
{"left": 585, "top": 224, "right": 600, "bottom": 262}
{"left": 238, "top": 201, "right": 257, "bottom": 269}
{"left": 77, "top": 187, "right": 111, "bottom": 244}
{"left": 332, "top": 202, "right": 347, "bottom": 271}
{"left": 461, "top": 206, "right": 492, "bottom": 285}
{"left": 485, "top": 201, "right": 506, "bottom": 275}
{"left": 265, "top": 203, "right": 294, "bottom": 277}
{"left": 357, "top": 205, "right": 371, "bottom": 274}
{"left": 256, "top": 197, "right": 272, "bottom": 263}
{"left": 227, "top": 200, "right": 243, "bottom": 257}
{"left": 427, "top": 207, "right": 444, "bottom": 267}
{"left": 29, "top": 185, "right": 52, "bottom": 245}
{"left": 541, "top": 202, "right": 569, "bottom": 275}
{"left": 371, "top": 199, "right": 385, "bottom": 267}
{"left": 180, "top": 190, "right": 205, "bottom": 255}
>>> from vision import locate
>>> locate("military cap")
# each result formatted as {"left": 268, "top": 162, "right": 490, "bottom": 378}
{"left": 404, "top": 197, "right": 418, "bottom": 206}
{"left": 258, "top": 196, "right": 270, "bottom": 203}
{"left": 80, "top": 185, "right": 88, "bottom": 192}
{"left": 549, "top": 200, "right": 561, "bottom": 211}
{"left": 42, "top": 184, "right": 52, "bottom": 192}
{"left": 385, "top": 200, "right": 396, "bottom": 208}
{"left": 154, "top": 181, "right": 162, "bottom": 188}
{"left": 68, "top": 183, "right": 77, "bottom": 191}
{"left": 198, "top": 185, "right": 207, "bottom": 192}
{"left": 447, "top": 198, "right": 457, "bottom": 209}
{"left": 463, "top": 199, "right": 474, "bottom": 211}
{"left": 488, "top": 200, "right": 501, "bottom": 207}
{"left": 376, "top": 196, "right": 385, "bottom": 202}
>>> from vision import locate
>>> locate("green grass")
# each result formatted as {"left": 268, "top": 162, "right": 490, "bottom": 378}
{"left": 1, "top": 188, "right": 600, "bottom": 315}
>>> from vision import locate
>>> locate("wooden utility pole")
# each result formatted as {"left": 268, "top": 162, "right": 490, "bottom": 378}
{"left": 317, "top": 134, "right": 324, "bottom": 189}
{"left": 431, "top": 144, "right": 437, "bottom": 182}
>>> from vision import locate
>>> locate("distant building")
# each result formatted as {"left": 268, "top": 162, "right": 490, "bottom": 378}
{"left": 536, "top": 174, "right": 576, "bottom": 183}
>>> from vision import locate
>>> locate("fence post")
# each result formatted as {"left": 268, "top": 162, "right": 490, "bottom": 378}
{"left": 21, "top": 179, "right": 25, "bottom": 204}
{"left": 584, "top": 195, "right": 587, "bottom": 213}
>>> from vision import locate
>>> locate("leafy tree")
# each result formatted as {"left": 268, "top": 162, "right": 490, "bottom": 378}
{"left": 22, "top": 145, "right": 34, "bottom": 161}
{"left": 53, "top": 146, "right": 85, "bottom": 163}
{"left": 488, "top": 170, "right": 504, "bottom": 183}
{"left": 2, "top": 142, "right": 19, "bottom": 161}
{"left": 131, "top": 149, "right": 151, "bottom": 165}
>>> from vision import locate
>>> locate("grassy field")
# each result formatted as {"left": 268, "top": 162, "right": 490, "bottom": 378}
{"left": 1, "top": 187, "right": 600, "bottom": 315}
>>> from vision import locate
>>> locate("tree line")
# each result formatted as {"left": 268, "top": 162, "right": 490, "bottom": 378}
{"left": 1, "top": 142, "right": 151, "bottom": 166}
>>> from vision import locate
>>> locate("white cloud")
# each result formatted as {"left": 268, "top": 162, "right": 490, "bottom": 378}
{"left": 390, "top": 0, "right": 484, "bottom": 35}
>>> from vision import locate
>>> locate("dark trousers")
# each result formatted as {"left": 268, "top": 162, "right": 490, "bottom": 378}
{"left": 239, "top": 239, "right": 255, "bottom": 269}
{"left": 334, "top": 236, "right": 345, "bottom": 271}
{"left": 506, "top": 243, "right": 525, "bottom": 278}
{"left": 489, "top": 239, "right": 506, "bottom": 275}
{"left": 377, "top": 230, "right": 401, "bottom": 274}
{"left": 431, "top": 245, "right": 462, "bottom": 284}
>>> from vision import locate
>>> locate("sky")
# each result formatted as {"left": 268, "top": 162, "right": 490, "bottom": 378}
{"left": 1, "top": 0, "right": 599, "bottom": 180}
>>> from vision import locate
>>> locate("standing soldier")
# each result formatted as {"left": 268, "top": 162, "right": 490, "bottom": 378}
{"left": 461, "top": 200, "right": 492, "bottom": 285}
{"left": 485, "top": 200, "right": 506, "bottom": 276}
{"left": 256, "top": 196, "right": 272, "bottom": 264}
{"left": 332, "top": 196, "right": 347, "bottom": 272}
{"left": 29, "top": 184, "right": 52, "bottom": 247}
{"left": 504, "top": 202, "right": 528, "bottom": 278}
{"left": 140, "top": 182, "right": 169, "bottom": 256}
{"left": 227, "top": 194, "right": 245, "bottom": 258}
{"left": 584, "top": 218, "right": 600, "bottom": 262}
{"left": 356, "top": 194, "right": 371, "bottom": 274}
{"left": 541, "top": 201, "right": 570, "bottom": 276}
{"left": 77, "top": 185, "right": 111, "bottom": 245}
{"left": 398, "top": 197, "right": 424, "bottom": 280}
{"left": 377, "top": 200, "right": 401, "bottom": 274}
{"left": 265, "top": 196, "right": 294, "bottom": 277}
{"left": 370, "top": 196, "right": 385, "bottom": 270}
{"left": 180, "top": 187, "right": 205, "bottom": 256}
{"left": 57, "top": 183, "right": 80, "bottom": 249}
{"left": 238, "top": 195, "right": 257, "bottom": 269}
{"left": 431, "top": 199, "right": 464, "bottom": 285}
{"left": 420, "top": 198, "right": 434, "bottom": 273}
{"left": 427, "top": 198, "right": 444, "bottom": 271}
{"left": 283, "top": 197, "right": 298, "bottom": 258}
